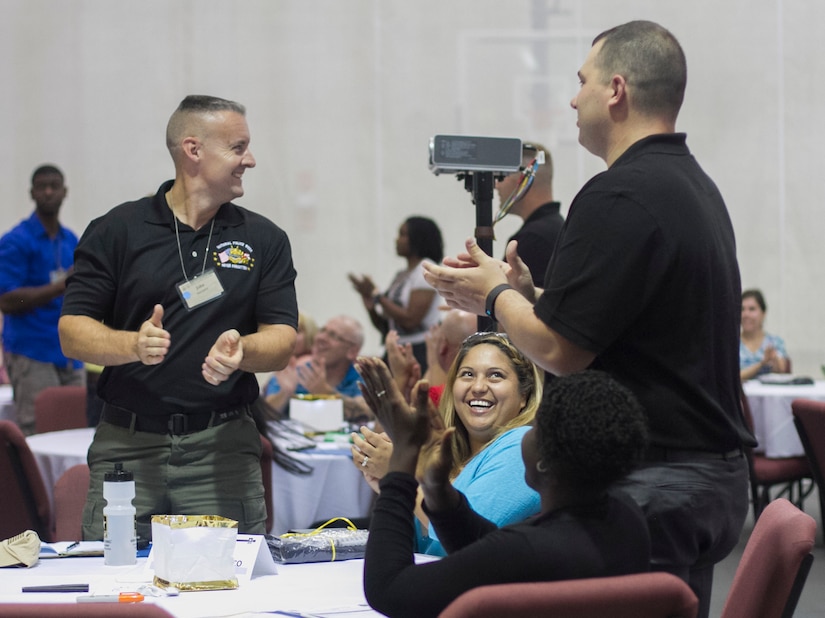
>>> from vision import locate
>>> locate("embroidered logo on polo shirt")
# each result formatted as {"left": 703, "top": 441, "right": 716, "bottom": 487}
{"left": 213, "top": 241, "right": 255, "bottom": 271}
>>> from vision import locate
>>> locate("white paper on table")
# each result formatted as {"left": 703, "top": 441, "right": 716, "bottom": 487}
{"left": 145, "top": 533, "right": 277, "bottom": 585}
{"left": 234, "top": 534, "right": 278, "bottom": 582}
{"left": 39, "top": 541, "right": 105, "bottom": 558}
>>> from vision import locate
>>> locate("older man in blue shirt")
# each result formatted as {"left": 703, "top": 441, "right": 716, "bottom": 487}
{"left": 263, "top": 314, "right": 370, "bottom": 423}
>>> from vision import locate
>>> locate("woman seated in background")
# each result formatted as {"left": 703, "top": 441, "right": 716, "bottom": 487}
{"left": 348, "top": 216, "right": 444, "bottom": 373}
{"left": 293, "top": 312, "right": 318, "bottom": 359}
{"left": 260, "top": 311, "right": 318, "bottom": 401}
{"left": 356, "top": 360, "right": 651, "bottom": 618}
{"left": 740, "top": 288, "right": 789, "bottom": 380}
{"left": 352, "top": 331, "right": 542, "bottom": 555}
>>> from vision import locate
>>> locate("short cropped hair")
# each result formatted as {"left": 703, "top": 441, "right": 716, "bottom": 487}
{"left": 166, "top": 94, "right": 246, "bottom": 154}
{"left": 536, "top": 370, "right": 648, "bottom": 489}
{"left": 593, "top": 20, "right": 687, "bottom": 123}
{"left": 31, "top": 164, "right": 64, "bottom": 185}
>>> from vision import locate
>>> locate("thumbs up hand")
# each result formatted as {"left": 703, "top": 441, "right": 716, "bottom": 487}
{"left": 137, "top": 304, "right": 171, "bottom": 365}
{"left": 202, "top": 329, "right": 243, "bottom": 385}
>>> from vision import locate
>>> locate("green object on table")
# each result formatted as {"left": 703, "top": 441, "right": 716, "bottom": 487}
{"left": 323, "top": 432, "right": 351, "bottom": 443}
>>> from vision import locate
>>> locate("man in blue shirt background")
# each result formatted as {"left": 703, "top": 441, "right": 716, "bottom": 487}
{"left": 0, "top": 164, "right": 84, "bottom": 435}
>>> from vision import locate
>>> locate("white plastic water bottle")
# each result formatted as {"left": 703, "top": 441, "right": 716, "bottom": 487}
{"left": 103, "top": 462, "right": 136, "bottom": 566}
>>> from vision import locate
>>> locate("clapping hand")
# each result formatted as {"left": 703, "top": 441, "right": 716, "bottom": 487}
{"left": 296, "top": 356, "right": 331, "bottom": 394}
{"left": 385, "top": 330, "right": 421, "bottom": 402}
{"left": 348, "top": 273, "right": 377, "bottom": 299}
{"left": 356, "top": 357, "right": 432, "bottom": 474}
{"left": 357, "top": 357, "right": 428, "bottom": 443}
{"left": 275, "top": 356, "right": 301, "bottom": 396}
{"left": 763, "top": 347, "right": 778, "bottom": 370}
{"left": 422, "top": 238, "right": 509, "bottom": 315}
{"left": 351, "top": 427, "right": 393, "bottom": 493}
{"left": 356, "top": 356, "right": 456, "bottom": 505}
{"left": 504, "top": 240, "right": 538, "bottom": 302}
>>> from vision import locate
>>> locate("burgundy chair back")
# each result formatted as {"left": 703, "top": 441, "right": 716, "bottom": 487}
{"left": 438, "top": 572, "right": 698, "bottom": 618}
{"left": 740, "top": 383, "right": 811, "bottom": 519}
{"left": 720, "top": 498, "right": 815, "bottom": 618}
{"left": 0, "top": 420, "right": 52, "bottom": 541}
{"left": 52, "top": 464, "right": 91, "bottom": 542}
{"left": 792, "top": 398, "right": 825, "bottom": 533}
{"left": 34, "top": 385, "right": 87, "bottom": 434}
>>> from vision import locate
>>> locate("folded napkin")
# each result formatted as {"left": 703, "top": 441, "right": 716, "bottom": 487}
{"left": 0, "top": 530, "right": 40, "bottom": 568}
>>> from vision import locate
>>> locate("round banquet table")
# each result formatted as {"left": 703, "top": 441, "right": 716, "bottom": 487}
{"left": 26, "top": 426, "right": 374, "bottom": 535}
{"left": 0, "top": 383, "right": 16, "bottom": 422}
{"left": 742, "top": 379, "right": 825, "bottom": 458}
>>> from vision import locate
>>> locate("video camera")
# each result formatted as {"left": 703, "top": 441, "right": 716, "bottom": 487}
{"left": 428, "top": 135, "right": 523, "bottom": 333}
{"left": 428, "top": 135, "right": 522, "bottom": 176}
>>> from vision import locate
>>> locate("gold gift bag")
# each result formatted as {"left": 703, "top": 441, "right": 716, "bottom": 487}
{"left": 151, "top": 515, "right": 238, "bottom": 591}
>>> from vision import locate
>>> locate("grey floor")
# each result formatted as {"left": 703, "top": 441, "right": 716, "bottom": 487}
{"left": 708, "top": 485, "right": 825, "bottom": 617}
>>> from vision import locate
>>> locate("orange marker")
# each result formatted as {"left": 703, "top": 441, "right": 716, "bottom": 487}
{"left": 77, "top": 592, "right": 144, "bottom": 603}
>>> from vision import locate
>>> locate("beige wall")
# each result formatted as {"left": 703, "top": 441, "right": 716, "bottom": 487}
{"left": 1, "top": 0, "right": 821, "bottom": 375}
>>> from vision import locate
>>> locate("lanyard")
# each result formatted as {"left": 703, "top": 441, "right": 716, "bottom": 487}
{"left": 174, "top": 216, "right": 215, "bottom": 282}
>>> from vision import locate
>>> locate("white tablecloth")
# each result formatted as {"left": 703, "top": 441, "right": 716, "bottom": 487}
{"left": 743, "top": 379, "right": 825, "bottom": 458}
{"left": 0, "top": 383, "right": 16, "bottom": 422}
{"left": 0, "top": 554, "right": 381, "bottom": 617}
{"left": 26, "top": 427, "right": 374, "bottom": 535}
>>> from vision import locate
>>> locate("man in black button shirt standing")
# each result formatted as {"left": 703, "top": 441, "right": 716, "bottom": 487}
{"left": 424, "top": 22, "right": 751, "bottom": 618}
{"left": 59, "top": 95, "right": 298, "bottom": 542}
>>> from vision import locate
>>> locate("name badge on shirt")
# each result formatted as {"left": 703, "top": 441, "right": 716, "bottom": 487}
{"left": 50, "top": 268, "right": 67, "bottom": 284}
{"left": 176, "top": 268, "right": 224, "bottom": 311}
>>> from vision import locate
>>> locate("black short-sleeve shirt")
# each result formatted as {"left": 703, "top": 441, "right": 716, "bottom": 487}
{"left": 62, "top": 180, "right": 298, "bottom": 415}
{"left": 535, "top": 134, "right": 751, "bottom": 451}
{"left": 505, "top": 201, "right": 564, "bottom": 287}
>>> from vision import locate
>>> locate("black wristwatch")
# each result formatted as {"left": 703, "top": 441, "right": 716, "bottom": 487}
{"left": 485, "top": 284, "right": 513, "bottom": 322}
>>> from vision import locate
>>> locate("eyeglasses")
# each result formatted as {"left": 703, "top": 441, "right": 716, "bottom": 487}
{"left": 319, "top": 326, "right": 358, "bottom": 346}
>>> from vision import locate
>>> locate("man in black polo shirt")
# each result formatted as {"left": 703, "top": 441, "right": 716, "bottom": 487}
{"left": 423, "top": 21, "right": 752, "bottom": 618}
{"left": 496, "top": 141, "right": 564, "bottom": 286}
{"left": 59, "top": 95, "right": 298, "bottom": 542}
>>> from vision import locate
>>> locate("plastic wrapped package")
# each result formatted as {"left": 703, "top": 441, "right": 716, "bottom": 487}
{"left": 266, "top": 518, "right": 368, "bottom": 564}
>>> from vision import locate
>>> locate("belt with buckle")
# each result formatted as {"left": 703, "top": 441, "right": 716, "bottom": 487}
{"left": 101, "top": 403, "right": 248, "bottom": 436}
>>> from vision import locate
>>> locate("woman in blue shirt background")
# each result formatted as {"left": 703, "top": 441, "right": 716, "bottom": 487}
{"left": 740, "top": 288, "right": 789, "bottom": 380}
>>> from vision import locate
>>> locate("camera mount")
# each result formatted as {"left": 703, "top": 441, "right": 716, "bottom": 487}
{"left": 429, "top": 135, "right": 523, "bottom": 330}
